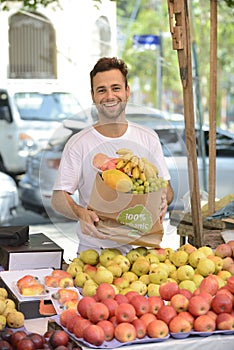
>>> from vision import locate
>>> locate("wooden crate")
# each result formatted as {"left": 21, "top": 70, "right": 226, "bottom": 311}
{"left": 169, "top": 210, "right": 225, "bottom": 248}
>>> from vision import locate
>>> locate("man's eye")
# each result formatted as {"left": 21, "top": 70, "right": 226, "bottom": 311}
{"left": 97, "top": 89, "right": 105, "bottom": 94}
{"left": 113, "top": 87, "right": 121, "bottom": 91}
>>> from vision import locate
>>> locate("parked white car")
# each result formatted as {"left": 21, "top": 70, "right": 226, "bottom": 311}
{"left": 0, "top": 172, "right": 19, "bottom": 224}
{"left": 0, "top": 80, "right": 88, "bottom": 175}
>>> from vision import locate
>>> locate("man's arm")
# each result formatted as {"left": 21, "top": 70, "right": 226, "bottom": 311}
{"left": 166, "top": 181, "right": 174, "bottom": 206}
{"left": 51, "top": 190, "right": 106, "bottom": 239}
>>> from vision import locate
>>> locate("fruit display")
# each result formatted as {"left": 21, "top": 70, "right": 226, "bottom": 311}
{"left": 57, "top": 241, "right": 234, "bottom": 345}
{"left": 93, "top": 148, "right": 168, "bottom": 193}
{"left": 0, "top": 287, "right": 25, "bottom": 330}
{"left": 0, "top": 328, "right": 81, "bottom": 349}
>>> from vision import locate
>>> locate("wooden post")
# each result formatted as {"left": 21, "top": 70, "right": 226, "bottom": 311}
{"left": 208, "top": 0, "right": 217, "bottom": 215}
{"left": 167, "top": 0, "right": 203, "bottom": 247}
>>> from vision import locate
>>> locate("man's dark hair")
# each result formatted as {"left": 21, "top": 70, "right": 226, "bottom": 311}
{"left": 90, "top": 57, "right": 128, "bottom": 92}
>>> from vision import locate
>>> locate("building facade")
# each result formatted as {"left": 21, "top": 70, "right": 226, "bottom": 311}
{"left": 0, "top": 0, "right": 117, "bottom": 107}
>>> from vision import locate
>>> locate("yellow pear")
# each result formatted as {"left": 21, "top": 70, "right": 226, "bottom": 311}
{"left": 139, "top": 274, "right": 150, "bottom": 285}
{"left": 130, "top": 280, "right": 147, "bottom": 295}
{"left": 93, "top": 267, "right": 114, "bottom": 284}
{"left": 177, "top": 265, "right": 195, "bottom": 281}
{"left": 131, "top": 256, "right": 150, "bottom": 276}
{"left": 196, "top": 258, "right": 216, "bottom": 277}
{"left": 188, "top": 250, "right": 206, "bottom": 268}
{"left": 170, "top": 250, "right": 188, "bottom": 267}
{"left": 149, "top": 266, "right": 168, "bottom": 284}
{"left": 112, "top": 255, "right": 131, "bottom": 273}
{"left": 82, "top": 280, "right": 98, "bottom": 297}
{"left": 147, "top": 283, "right": 160, "bottom": 297}
{"left": 198, "top": 246, "right": 214, "bottom": 257}
{"left": 192, "top": 273, "right": 204, "bottom": 287}
{"left": 80, "top": 249, "right": 99, "bottom": 265}
{"left": 179, "top": 280, "right": 196, "bottom": 293}
{"left": 99, "top": 250, "right": 117, "bottom": 267}
{"left": 122, "top": 271, "right": 138, "bottom": 283}
{"left": 75, "top": 272, "right": 91, "bottom": 288}
{"left": 106, "top": 262, "right": 123, "bottom": 278}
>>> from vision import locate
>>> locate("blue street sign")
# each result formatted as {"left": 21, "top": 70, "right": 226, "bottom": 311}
{"left": 133, "top": 34, "right": 161, "bottom": 46}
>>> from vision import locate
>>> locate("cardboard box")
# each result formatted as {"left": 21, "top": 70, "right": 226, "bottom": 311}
{"left": 0, "top": 233, "right": 63, "bottom": 271}
{"left": 0, "top": 268, "right": 57, "bottom": 319}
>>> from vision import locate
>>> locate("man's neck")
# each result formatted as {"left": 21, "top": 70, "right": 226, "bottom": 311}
{"left": 94, "top": 121, "right": 128, "bottom": 138}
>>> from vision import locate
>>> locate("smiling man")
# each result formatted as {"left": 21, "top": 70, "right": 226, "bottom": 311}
{"left": 51, "top": 57, "right": 173, "bottom": 254}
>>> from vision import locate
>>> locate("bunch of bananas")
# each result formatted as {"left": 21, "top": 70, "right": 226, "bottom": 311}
{"left": 115, "top": 148, "right": 168, "bottom": 194}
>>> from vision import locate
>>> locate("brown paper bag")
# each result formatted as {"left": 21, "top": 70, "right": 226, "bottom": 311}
{"left": 88, "top": 174, "right": 164, "bottom": 247}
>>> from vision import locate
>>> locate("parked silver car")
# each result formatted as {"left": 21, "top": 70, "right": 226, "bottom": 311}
{"left": 18, "top": 105, "right": 234, "bottom": 218}
{"left": 0, "top": 172, "right": 19, "bottom": 224}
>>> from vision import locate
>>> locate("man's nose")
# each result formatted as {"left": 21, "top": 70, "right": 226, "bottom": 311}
{"left": 106, "top": 88, "right": 115, "bottom": 98}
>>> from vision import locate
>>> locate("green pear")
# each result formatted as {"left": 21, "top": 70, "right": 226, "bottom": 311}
{"left": 82, "top": 279, "right": 98, "bottom": 296}
{"left": 75, "top": 272, "right": 91, "bottom": 288}
{"left": 178, "top": 280, "right": 196, "bottom": 293}
{"left": 99, "top": 250, "right": 116, "bottom": 267}
{"left": 130, "top": 280, "right": 147, "bottom": 295}
{"left": 66, "top": 262, "right": 83, "bottom": 278}
{"left": 177, "top": 265, "right": 195, "bottom": 281}
{"left": 134, "top": 246, "right": 148, "bottom": 256}
{"left": 106, "top": 262, "right": 122, "bottom": 278}
{"left": 93, "top": 266, "right": 114, "bottom": 284}
{"left": 145, "top": 253, "right": 160, "bottom": 265}
{"left": 79, "top": 249, "right": 99, "bottom": 265}
{"left": 149, "top": 266, "right": 168, "bottom": 284}
{"left": 122, "top": 271, "right": 138, "bottom": 283}
{"left": 147, "top": 283, "right": 160, "bottom": 297}
{"left": 131, "top": 256, "right": 150, "bottom": 276}
{"left": 71, "top": 257, "right": 84, "bottom": 268}
{"left": 188, "top": 250, "right": 206, "bottom": 268}
{"left": 196, "top": 258, "right": 215, "bottom": 276}
{"left": 112, "top": 255, "right": 131, "bottom": 273}
{"left": 126, "top": 249, "right": 140, "bottom": 264}
{"left": 170, "top": 250, "right": 188, "bottom": 267}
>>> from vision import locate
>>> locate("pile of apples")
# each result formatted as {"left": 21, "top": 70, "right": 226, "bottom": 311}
{"left": 59, "top": 276, "right": 234, "bottom": 346}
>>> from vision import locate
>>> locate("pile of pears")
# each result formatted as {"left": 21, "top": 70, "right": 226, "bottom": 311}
{"left": 66, "top": 241, "right": 234, "bottom": 298}
{"left": 0, "top": 287, "right": 25, "bottom": 330}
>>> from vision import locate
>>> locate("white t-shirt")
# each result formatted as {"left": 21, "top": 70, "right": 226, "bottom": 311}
{"left": 53, "top": 121, "right": 171, "bottom": 251}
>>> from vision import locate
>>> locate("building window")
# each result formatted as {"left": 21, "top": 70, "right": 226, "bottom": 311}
{"left": 9, "top": 12, "right": 57, "bottom": 79}
{"left": 91, "top": 16, "right": 111, "bottom": 60}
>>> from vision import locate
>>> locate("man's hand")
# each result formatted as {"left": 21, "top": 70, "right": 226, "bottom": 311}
{"left": 159, "top": 192, "right": 168, "bottom": 224}
{"left": 79, "top": 208, "right": 106, "bottom": 239}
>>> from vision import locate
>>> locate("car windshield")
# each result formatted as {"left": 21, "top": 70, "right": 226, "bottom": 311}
{"left": 14, "top": 92, "right": 87, "bottom": 121}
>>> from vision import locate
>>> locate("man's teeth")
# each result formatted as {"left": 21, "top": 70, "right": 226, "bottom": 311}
{"left": 104, "top": 102, "right": 118, "bottom": 107}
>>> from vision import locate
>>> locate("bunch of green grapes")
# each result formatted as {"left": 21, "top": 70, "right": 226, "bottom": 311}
{"left": 131, "top": 177, "right": 168, "bottom": 194}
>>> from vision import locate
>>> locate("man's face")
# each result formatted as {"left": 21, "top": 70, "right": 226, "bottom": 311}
{"left": 91, "top": 69, "right": 130, "bottom": 120}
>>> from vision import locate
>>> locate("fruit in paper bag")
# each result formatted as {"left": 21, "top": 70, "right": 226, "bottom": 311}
{"left": 102, "top": 169, "right": 133, "bottom": 193}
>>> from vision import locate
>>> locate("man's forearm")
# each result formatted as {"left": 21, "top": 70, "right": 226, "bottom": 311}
{"left": 51, "top": 190, "right": 82, "bottom": 221}
{"left": 166, "top": 182, "right": 174, "bottom": 206}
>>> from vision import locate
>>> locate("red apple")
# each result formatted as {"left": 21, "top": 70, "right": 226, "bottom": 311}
{"left": 170, "top": 293, "right": 189, "bottom": 313}
{"left": 147, "top": 319, "right": 169, "bottom": 338}
{"left": 114, "top": 322, "right": 137, "bottom": 342}
{"left": 0, "top": 340, "right": 12, "bottom": 350}
{"left": 49, "top": 330, "right": 69, "bottom": 348}
{"left": 226, "top": 263, "right": 234, "bottom": 275}
{"left": 60, "top": 308, "right": 78, "bottom": 327}
{"left": 96, "top": 283, "right": 116, "bottom": 301}
{"left": 102, "top": 298, "right": 119, "bottom": 318}
{"left": 157, "top": 305, "right": 177, "bottom": 325}
{"left": 211, "top": 293, "right": 233, "bottom": 314}
{"left": 188, "top": 295, "right": 210, "bottom": 316}
{"left": 179, "top": 289, "right": 193, "bottom": 300}
{"left": 216, "top": 287, "right": 233, "bottom": 303}
{"left": 140, "top": 312, "right": 157, "bottom": 327}
{"left": 177, "top": 311, "right": 195, "bottom": 327}
{"left": 159, "top": 281, "right": 179, "bottom": 301}
{"left": 222, "top": 257, "right": 234, "bottom": 270}
{"left": 97, "top": 320, "right": 115, "bottom": 341}
{"left": 206, "top": 310, "right": 218, "bottom": 322}
{"left": 109, "top": 315, "right": 118, "bottom": 327}
{"left": 197, "top": 291, "right": 213, "bottom": 306}
{"left": 86, "top": 302, "right": 109, "bottom": 323}
{"left": 83, "top": 324, "right": 105, "bottom": 346}
{"left": 193, "top": 315, "right": 216, "bottom": 332}
{"left": 130, "top": 295, "right": 149, "bottom": 316}
{"left": 199, "top": 275, "right": 219, "bottom": 296}
{"left": 77, "top": 296, "right": 96, "bottom": 318}
{"left": 114, "top": 294, "right": 128, "bottom": 304}
{"left": 227, "top": 275, "right": 234, "bottom": 293}
{"left": 115, "top": 302, "right": 136, "bottom": 323}
{"left": 66, "top": 314, "right": 82, "bottom": 333}
{"left": 148, "top": 295, "right": 164, "bottom": 315}
{"left": 216, "top": 312, "right": 234, "bottom": 330}
{"left": 169, "top": 315, "right": 192, "bottom": 333}
{"left": 125, "top": 291, "right": 140, "bottom": 302}
{"left": 73, "top": 318, "right": 92, "bottom": 338}
{"left": 215, "top": 243, "right": 232, "bottom": 258}
{"left": 132, "top": 318, "right": 147, "bottom": 339}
